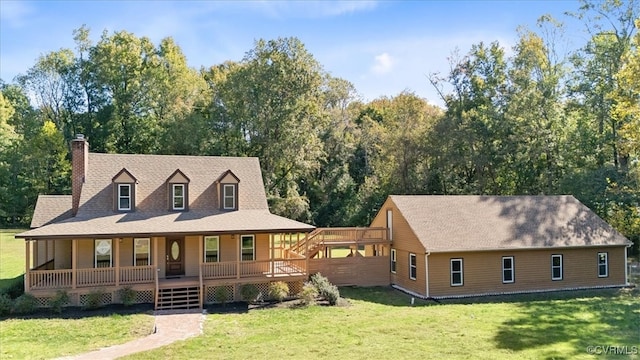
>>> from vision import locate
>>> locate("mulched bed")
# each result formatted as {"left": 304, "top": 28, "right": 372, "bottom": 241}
{"left": 1, "top": 303, "right": 154, "bottom": 320}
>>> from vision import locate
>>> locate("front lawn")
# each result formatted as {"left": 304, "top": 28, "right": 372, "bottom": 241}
{"left": 0, "top": 229, "right": 26, "bottom": 292}
{"left": 125, "top": 286, "right": 639, "bottom": 360}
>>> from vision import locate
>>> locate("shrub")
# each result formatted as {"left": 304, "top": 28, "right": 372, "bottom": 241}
{"left": 50, "top": 290, "right": 70, "bottom": 314}
{"left": 214, "top": 287, "right": 229, "bottom": 306}
{"left": 240, "top": 284, "right": 260, "bottom": 303}
{"left": 12, "top": 293, "right": 38, "bottom": 314}
{"left": 322, "top": 284, "right": 340, "bottom": 306}
{"left": 119, "top": 287, "right": 136, "bottom": 307}
{"left": 268, "top": 281, "right": 289, "bottom": 302}
{"left": 298, "top": 282, "right": 318, "bottom": 306}
{"left": 0, "top": 293, "right": 12, "bottom": 316}
{"left": 2, "top": 276, "right": 25, "bottom": 299}
{"left": 310, "top": 273, "right": 330, "bottom": 291}
{"left": 83, "top": 289, "right": 105, "bottom": 310}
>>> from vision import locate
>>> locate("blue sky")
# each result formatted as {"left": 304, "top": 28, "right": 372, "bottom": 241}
{"left": 1, "top": 1, "right": 585, "bottom": 105}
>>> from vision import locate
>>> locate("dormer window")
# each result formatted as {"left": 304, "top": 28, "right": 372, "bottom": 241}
{"left": 172, "top": 184, "right": 185, "bottom": 210}
{"left": 118, "top": 184, "right": 132, "bottom": 211}
{"left": 223, "top": 184, "right": 236, "bottom": 210}
{"left": 166, "top": 169, "right": 190, "bottom": 211}
{"left": 112, "top": 168, "right": 136, "bottom": 212}
{"left": 216, "top": 169, "right": 239, "bottom": 211}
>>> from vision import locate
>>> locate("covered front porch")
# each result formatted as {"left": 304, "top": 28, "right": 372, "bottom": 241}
{"left": 24, "top": 232, "right": 310, "bottom": 308}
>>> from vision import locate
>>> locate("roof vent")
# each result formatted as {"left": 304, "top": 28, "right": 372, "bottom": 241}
{"left": 76, "top": 134, "right": 85, "bottom": 140}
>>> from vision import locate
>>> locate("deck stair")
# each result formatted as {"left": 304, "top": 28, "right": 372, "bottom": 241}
{"left": 156, "top": 286, "right": 200, "bottom": 310}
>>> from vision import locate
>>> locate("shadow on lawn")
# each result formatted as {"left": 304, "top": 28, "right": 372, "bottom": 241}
{"left": 493, "top": 287, "right": 640, "bottom": 359}
{"left": 0, "top": 303, "right": 155, "bottom": 321}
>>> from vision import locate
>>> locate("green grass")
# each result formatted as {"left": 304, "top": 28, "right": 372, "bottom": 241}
{"left": 0, "top": 229, "right": 26, "bottom": 292}
{"left": 124, "top": 287, "right": 639, "bottom": 360}
{"left": 0, "top": 313, "right": 155, "bottom": 359}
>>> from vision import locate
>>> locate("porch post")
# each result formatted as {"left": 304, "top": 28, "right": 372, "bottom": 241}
{"left": 114, "top": 238, "right": 120, "bottom": 287}
{"left": 45, "top": 240, "right": 49, "bottom": 265}
{"left": 153, "top": 237, "right": 158, "bottom": 268}
{"left": 270, "top": 234, "right": 275, "bottom": 276}
{"left": 304, "top": 232, "right": 309, "bottom": 274}
{"left": 72, "top": 239, "right": 77, "bottom": 289}
{"left": 236, "top": 234, "right": 241, "bottom": 279}
{"left": 33, "top": 240, "right": 38, "bottom": 268}
{"left": 198, "top": 235, "right": 204, "bottom": 309}
{"left": 24, "top": 240, "right": 30, "bottom": 293}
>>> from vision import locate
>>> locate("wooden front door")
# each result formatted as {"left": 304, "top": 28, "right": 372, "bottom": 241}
{"left": 166, "top": 238, "right": 184, "bottom": 277}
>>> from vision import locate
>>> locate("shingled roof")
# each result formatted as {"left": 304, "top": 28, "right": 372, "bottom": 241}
{"left": 18, "top": 152, "right": 314, "bottom": 239}
{"left": 389, "top": 195, "right": 631, "bottom": 252}
{"left": 30, "top": 195, "right": 73, "bottom": 228}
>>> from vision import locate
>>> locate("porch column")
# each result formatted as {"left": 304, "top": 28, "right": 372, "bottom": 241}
{"left": 153, "top": 237, "right": 158, "bottom": 268}
{"left": 114, "top": 238, "right": 120, "bottom": 287}
{"left": 198, "top": 235, "right": 203, "bottom": 308}
{"left": 270, "top": 234, "right": 275, "bottom": 276}
{"left": 45, "top": 240, "right": 49, "bottom": 266}
{"left": 304, "top": 232, "right": 309, "bottom": 274}
{"left": 33, "top": 240, "right": 38, "bottom": 268}
{"left": 72, "top": 239, "right": 77, "bottom": 289}
{"left": 24, "top": 240, "right": 30, "bottom": 292}
{"left": 236, "top": 234, "right": 241, "bottom": 279}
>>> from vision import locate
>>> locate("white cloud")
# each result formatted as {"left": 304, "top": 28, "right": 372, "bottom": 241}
{"left": 244, "top": 1, "right": 377, "bottom": 19}
{"left": 0, "top": 1, "right": 34, "bottom": 28}
{"left": 371, "top": 52, "right": 394, "bottom": 75}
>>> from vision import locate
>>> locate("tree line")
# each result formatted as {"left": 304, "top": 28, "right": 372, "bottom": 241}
{"left": 1, "top": 0, "right": 638, "bottom": 254}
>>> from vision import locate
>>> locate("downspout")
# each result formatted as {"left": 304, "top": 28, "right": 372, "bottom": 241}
{"left": 625, "top": 244, "right": 631, "bottom": 286}
{"left": 425, "top": 251, "right": 431, "bottom": 298}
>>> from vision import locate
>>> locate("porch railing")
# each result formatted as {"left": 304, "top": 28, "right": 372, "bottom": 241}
{"left": 201, "top": 261, "right": 237, "bottom": 279}
{"left": 200, "top": 259, "right": 307, "bottom": 280}
{"left": 119, "top": 265, "right": 155, "bottom": 285}
{"left": 77, "top": 267, "right": 115, "bottom": 287}
{"left": 28, "top": 269, "right": 73, "bottom": 290}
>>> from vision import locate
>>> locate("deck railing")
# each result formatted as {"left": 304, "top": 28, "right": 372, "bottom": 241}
{"left": 77, "top": 267, "right": 116, "bottom": 287}
{"left": 290, "top": 227, "right": 388, "bottom": 256}
{"left": 201, "top": 261, "right": 237, "bottom": 279}
{"left": 28, "top": 269, "right": 73, "bottom": 290}
{"left": 119, "top": 265, "right": 155, "bottom": 284}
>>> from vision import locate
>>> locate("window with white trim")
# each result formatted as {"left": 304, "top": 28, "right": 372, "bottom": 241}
{"left": 551, "top": 254, "right": 563, "bottom": 280}
{"left": 502, "top": 256, "right": 514, "bottom": 283}
{"left": 95, "top": 239, "right": 112, "bottom": 268}
{"left": 223, "top": 184, "right": 236, "bottom": 210}
{"left": 205, "top": 236, "right": 219, "bottom": 263}
{"left": 172, "top": 184, "right": 185, "bottom": 210}
{"left": 597, "top": 252, "right": 608, "bottom": 277}
{"left": 118, "top": 184, "right": 131, "bottom": 211}
{"left": 386, "top": 210, "right": 393, "bottom": 241}
{"left": 390, "top": 249, "right": 397, "bottom": 273}
{"left": 134, "top": 238, "right": 150, "bottom": 266}
{"left": 241, "top": 235, "right": 254, "bottom": 261}
{"left": 409, "top": 253, "right": 417, "bottom": 280}
{"left": 450, "top": 258, "right": 463, "bottom": 286}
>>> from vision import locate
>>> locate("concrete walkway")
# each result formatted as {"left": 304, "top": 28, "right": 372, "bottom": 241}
{"left": 56, "top": 309, "right": 205, "bottom": 360}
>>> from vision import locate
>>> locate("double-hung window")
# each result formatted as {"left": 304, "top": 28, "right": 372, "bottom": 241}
{"left": 390, "top": 249, "right": 397, "bottom": 273}
{"left": 551, "top": 254, "right": 563, "bottom": 280}
{"left": 597, "top": 252, "right": 608, "bottom": 277}
{"left": 502, "top": 256, "right": 514, "bottom": 283}
{"left": 172, "top": 184, "right": 185, "bottom": 210}
{"left": 241, "top": 235, "right": 254, "bottom": 261}
{"left": 118, "top": 184, "right": 131, "bottom": 211}
{"left": 223, "top": 184, "right": 236, "bottom": 210}
{"left": 409, "top": 253, "right": 417, "bottom": 280}
{"left": 134, "top": 238, "right": 150, "bottom": 266}
{"left": 450, "top": 258, "right": 463, "bottom": 286}
{"left": 95, "top": 239, "right": 112, "bottom": 268}
{"left": 205, "top": 236, "right": 219, "bottom": 263}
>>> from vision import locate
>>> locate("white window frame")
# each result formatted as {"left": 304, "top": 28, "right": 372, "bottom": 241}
{"left": 223, "top": 184, "right": 236, "bottom": 210}
{"left": 551, "top": 254, "right": 563, "bottom": 280}
{"left": 450, "top": 258, "right": 463, "bottom": 286}
{"left": 241, "top": 235, "right": 255, "bottom": 261}
{"left": 386, "top": 209, "right": 393, "bottom": 241}
{"left": 118, "top": 183, "right": 132, "bottom": 211}
{"left": 94, "top": 239, "right": 112, "bottom": 268}
{"left": 204, "top": 236, "right": 220, "bottom": 263}
{"left": 172, "top": 184, "right": 185, "bottom": 210}
{"left": 134, "top": 238, "right": 151, "bottom": 266}
{"left": 597, "top": 252, "right": 608, "bottom": 278}
{"left": 502, "top": 256, "right": 514, "bottom": 284}
{"left": 390, "top": 248, "right": 397, "bottom": 274}
{"left": 409, "top": 253, "right": 417, "bottom": 280}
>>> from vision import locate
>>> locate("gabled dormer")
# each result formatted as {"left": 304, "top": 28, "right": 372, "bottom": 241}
{"left": 166, "top": 169, "right": 190, "bottom": 211}
{"left": 215, "top": 170, "right": 240, "bottom": 211}
{"left": 112, "top": 168, "right": 137, "bottom": 212}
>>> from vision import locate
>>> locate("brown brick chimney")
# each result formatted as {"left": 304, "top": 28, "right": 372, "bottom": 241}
{"left": 71, "top": 134, "right": 88, "bottom": 215}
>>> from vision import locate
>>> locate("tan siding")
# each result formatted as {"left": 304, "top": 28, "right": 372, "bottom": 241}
{"left": 184, "top": 235, "right": 200, "bottom": 276}
{"left": 256, "top": 234, "right": 269, "bottom": 261}
{"left": 119, "top": 238, "right": 134, "bottom": 267}
{"left": 370, "top": 197, "right": 426, "bottom": 295}
{"left": 220, "top": 173, "right": 239, "bottom": 183}
{"left": 55, "top": 240, "right": 71, "bottom": 269}
{"left": 113, "top": 172, "right": 135, "bottom": 182}
{"left": 77, "top": 239, "right": 94, "bottom": 268}
{"left": 167, "top": 172, "right": 189, "bottom": 183}
{"left": 428, "top": 247, "right": 629, "bottom": 297}
{"left": 220, "top": 235, "right": 237, "bottom": 262}
{"left": 309, "top": 257, "right": 390, "bottom": 286}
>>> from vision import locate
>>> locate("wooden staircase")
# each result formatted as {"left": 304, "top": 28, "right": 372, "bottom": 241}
{"left": 156, "top": 286, "right": 200, "bottom": 310}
